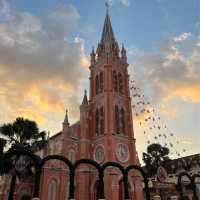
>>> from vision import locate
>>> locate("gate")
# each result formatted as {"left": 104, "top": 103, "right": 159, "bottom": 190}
{"left": 0, "top": 148, "right": 199, "bottom": 200}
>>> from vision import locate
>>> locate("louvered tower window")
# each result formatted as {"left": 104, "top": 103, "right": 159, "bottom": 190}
{"left": 100, "top": 72, "right": 104, "bottom": 93}
{"left": 100, "top": 106, "right": 104, "bottom": 134}
{"left": 96, "top": 109, "right": 99, "bottom": 135}
{"left": 115, "top": 105, "right": 120, "bottom": 134}
{"left": 118, "top": 73, "right": 123, "bottom": 94}
{"left": 120, "top": 108, "right": 125, "bottom": 134}
{"left": 96, "top": 75, "right": 99, "bottom": 95}
{"left": 113, "top": 71, "right": 118, "bottom": 92}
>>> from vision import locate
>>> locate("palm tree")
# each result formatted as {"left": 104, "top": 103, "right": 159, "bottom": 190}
{"left": 0, "top": 117, "right": 47, "bottom": 152}
{"left": 0, "top": 117, "right": 47, "bottom": 177}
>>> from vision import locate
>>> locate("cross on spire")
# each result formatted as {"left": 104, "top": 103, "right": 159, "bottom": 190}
{"left": 105, "top": 1, "right": 110, "bottom": 15}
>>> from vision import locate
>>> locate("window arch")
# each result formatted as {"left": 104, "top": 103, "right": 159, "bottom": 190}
{"left": 48, "top": 179, "right": 58, "bottom": 200}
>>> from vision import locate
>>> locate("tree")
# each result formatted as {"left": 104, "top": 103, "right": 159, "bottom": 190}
{"left": 0, "top": 117, "right": 47, "bottom": 176}
{"left": 142, "top": 143, "right": 170, "bottom": 177}
{"left": 0, "top": 117, "right": 47, "bottom": 152}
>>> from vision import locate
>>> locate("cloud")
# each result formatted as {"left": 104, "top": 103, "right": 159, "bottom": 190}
{"left": 0, "top": 1, "right": 88, "bottom": 131}
{"left": 173, "top": 32, "right": 191, "bottom": 43}
{"left": 131, "top": 32, "right": 200, "bottom": 105}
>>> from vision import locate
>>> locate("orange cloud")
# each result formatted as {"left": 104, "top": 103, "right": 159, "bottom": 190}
{"left": 165, "top": 83, "right": 200, "bottom": 103}
{"left": 9, "top": 108, "right": 46, "bottom": 125}
{"left": 80, "top": 56, "right": 90, "bottom": 69}
{"left": 26, "top": 85, "right": 65, "bottom": 113}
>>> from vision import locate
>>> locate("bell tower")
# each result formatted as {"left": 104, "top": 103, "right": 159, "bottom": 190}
{"left": 87, "top": 9, "right": 140, "bottom": 199}
{"left": 89, "top": 9, "right": 138, "bottom": 167}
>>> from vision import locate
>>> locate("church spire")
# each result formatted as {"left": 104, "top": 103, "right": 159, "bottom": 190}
{"left": 81, "top": 89, "right": 88, "bottom": 105}
{"left": 100, "top": 4, "right": 115, "bottom": 45}
{"left": 63, "top": 109, "right": 70, "bottom": 126}
{"left": 96, "top": 3, "right": 119, "bottom": 57}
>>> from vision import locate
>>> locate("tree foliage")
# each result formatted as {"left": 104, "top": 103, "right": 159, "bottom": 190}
{"left": 0, "top": 117, "right": 47, "bottom": 176}
{"left": 142, "top": 143, "right": 170, "bottom": 177}
{"left": 0, "top": 117, "right": 47, "bottom": 152}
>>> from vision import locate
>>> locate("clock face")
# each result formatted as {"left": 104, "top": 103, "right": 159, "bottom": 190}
{"left": 116, "top": 143, "right": 129, "bottom": 163}
{"left": 94, "top": 145, "right": 105, "bottom": 163}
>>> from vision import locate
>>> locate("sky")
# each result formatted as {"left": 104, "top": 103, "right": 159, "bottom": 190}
{"left": 0, "top": 0, "right": 199, "bottom": 160}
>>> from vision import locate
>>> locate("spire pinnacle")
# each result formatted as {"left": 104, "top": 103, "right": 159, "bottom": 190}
{"left": 63, "top": 109, "right": 70, "bottom": 126}
{"left": 82, "top": 89, "right": 88, "bottom": 105}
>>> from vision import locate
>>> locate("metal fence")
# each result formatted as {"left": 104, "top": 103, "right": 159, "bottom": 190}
{"left": 1, "top": 148, "right": 199, "bottom": 200}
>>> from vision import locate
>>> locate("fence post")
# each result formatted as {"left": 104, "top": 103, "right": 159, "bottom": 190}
{"left": 69, "top": 169, "right": 75, "bottom": 199}
{"left": 123, "top": 171, "right": 129, "bottom": 200}
{"left": 98, "top": 170, "right": 105, "bottom": 200}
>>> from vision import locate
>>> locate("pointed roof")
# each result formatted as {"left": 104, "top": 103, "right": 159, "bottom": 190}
{"left": 100, "top": 11, "right": 115, "bottom": 46}
{"left": 81, "top": 89, "right": 88, "bottom": 105}
{"left": 63, "top": 109, "right": 70, "bottom": 126}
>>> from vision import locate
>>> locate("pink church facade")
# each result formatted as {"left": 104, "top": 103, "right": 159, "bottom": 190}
{"left": 0, "top": 11, "right": 143, "bottom": 200}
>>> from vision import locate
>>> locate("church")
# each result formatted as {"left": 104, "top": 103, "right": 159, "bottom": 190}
{"left": 0, "top": 8, "right": 143, "bottom": 200}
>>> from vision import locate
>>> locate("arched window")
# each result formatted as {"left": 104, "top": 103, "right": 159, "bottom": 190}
{"left": 115, "top": 106, "right": 120, "bottom": 134}
{"left": 96, "top": 107, "right": 104, "bottom": 136}
{"left": 115, "top": 106, "right": 126, "bottom": 135}
{"left": 118, "top": 73, "right": 123, "bottom": 94}
{"left": 68, "top": 149, "right": 76, "bottom": 163}
{"left": 48, "top": 179, "right": 57, "bottom": 200}
{"left": 96, "top": 75, "right": 99, "bottom": 95}
{"left": 120, "top": 108, "right": 125, "bottom": 134}
{"left": 100, "top": 72, "right": 104, "bottom": 93}
{"left": 113, "top": 71, "right": 118, "bottom": 92}
{"left": 100, "top": 106, "right": 104, "bottom": 134}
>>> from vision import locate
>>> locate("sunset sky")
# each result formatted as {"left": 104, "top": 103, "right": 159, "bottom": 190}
{"left": 0, "top": 0, "right": 199, "bottom": 160}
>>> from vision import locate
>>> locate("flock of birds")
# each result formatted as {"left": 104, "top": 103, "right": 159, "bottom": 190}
{"left": 130, "top": 79, "right": 187, "bottom": 158}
